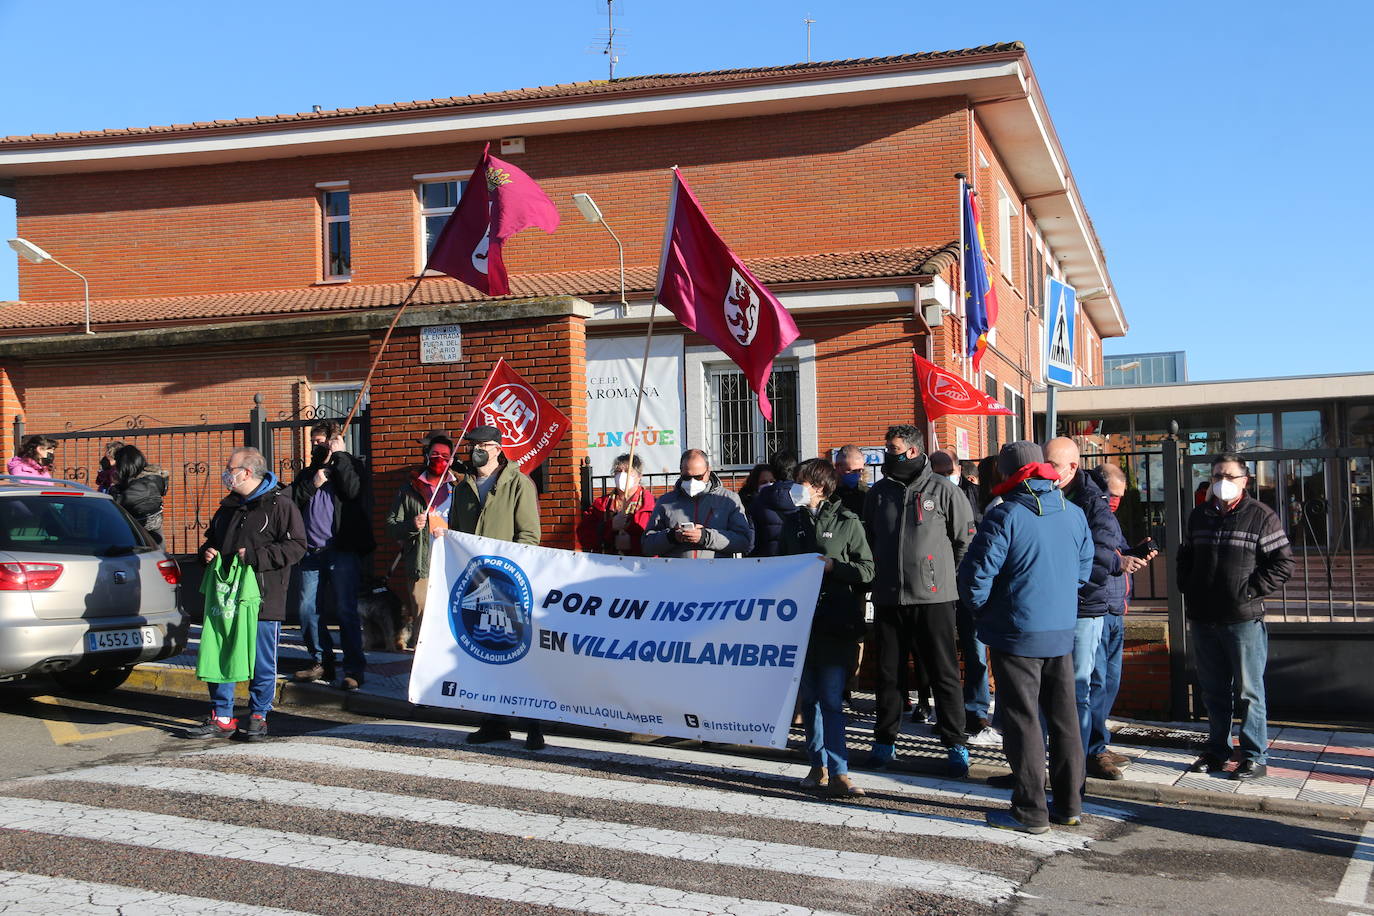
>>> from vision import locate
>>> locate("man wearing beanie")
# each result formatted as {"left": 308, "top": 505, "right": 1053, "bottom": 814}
{"left": 957, "top": 441, "right": 1093, "bottom": 833}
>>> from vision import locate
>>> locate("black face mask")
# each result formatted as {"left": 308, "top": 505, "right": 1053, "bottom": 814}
{"left": 471, "top": 448, "right": 491, "bottom": 468}
{"left": 40, "top": 455, "right": 54, "bottom": 467}
{"left": 310, "top": 444, "right": 330, "bottom": 466}
{"left": 882, "top": 452, "right": 908, "bottom": 473}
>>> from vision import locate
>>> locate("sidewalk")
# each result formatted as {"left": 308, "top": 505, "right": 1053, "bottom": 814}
{"left": 130, "top": 627, "right": 1374, "bottom": 821}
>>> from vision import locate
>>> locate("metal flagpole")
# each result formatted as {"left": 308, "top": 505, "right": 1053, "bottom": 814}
{"left": 342, "top": 275, "right": 426, "bottom": 434}
{"left": 623, "top": 166, "right": 680, "bottom": 471}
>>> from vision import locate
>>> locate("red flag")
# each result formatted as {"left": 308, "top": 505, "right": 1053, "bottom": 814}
{"left": 428, "top": 143, "right": 560, "bottom": 295}
{"left": 460, "top": 359, "right": 571, "bottom": 472}
{"left": 913, "top": 352, "right": 1014, "bottom": 422}
{"left": 654, "top": 169, "right": 799, "bottom": 422}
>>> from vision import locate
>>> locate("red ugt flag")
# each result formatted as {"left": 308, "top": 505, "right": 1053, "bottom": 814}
{"left": 428, "top": 143, "right": 560, "bottom": 295}
{"left": 913, "top": 352, "right": 1014, "bottom": 422}
{"left": 654, "top": 169, "right": 800, "bottom": 422}
{"left": 460, "top": 359, "right": 571, "bottom": 472}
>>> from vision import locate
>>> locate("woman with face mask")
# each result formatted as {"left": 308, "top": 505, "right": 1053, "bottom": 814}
{"left": 8, "top": 435, "right": 57, "bottom": 479}
{"left": 778, "top": 458, "right": 875, "bottom": 797}
{"left": 576, "top": 453, "right": 656, "bottom": 556}
{"left": 385, "top": 435, "right": 456, "bottom": 651}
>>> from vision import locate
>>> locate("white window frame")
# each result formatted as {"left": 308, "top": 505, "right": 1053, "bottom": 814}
{"left": 312, "top": 382, "right": 368, "bottom": 455}
{"left": 997, "top": 182, "right": 1015, "bottom": 281}
{"left": 685, "top": 339, "right": 817, "bottom": 471}
{"left": 1003, "top": 383, "right": 1025, "bottom": 442}
{"left": 318, "top": 181, "right": 351, "bottom": 281}
{"left": 415, "top": 170, "right": 472, "bottom": 274}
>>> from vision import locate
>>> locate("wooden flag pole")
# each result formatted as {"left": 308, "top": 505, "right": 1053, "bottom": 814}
{"left": 341, "top": 275, "right": 426, "bottom": 434}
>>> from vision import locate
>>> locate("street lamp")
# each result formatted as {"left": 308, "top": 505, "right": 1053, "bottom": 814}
{"left": 572, "top": 193, "right": 627, "bottom": 312}
{"left": 7, "top": 238, "right": 94, "bottom": 335}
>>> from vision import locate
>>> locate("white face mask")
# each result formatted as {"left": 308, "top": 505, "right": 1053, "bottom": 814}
{"left": 1211, "top": 477, "right": 1244, "bottom": 503}
{"left": 614, "top": 471, "right": 636, "bottom": 493}
{"left": 788, "top": 481, "right": 810, "bottom": 507}
{"left": 683, "top": 477, "right": 707, "bottom": 497}
{"left": 946, "top": 473, "right": 960, "bottom": 484}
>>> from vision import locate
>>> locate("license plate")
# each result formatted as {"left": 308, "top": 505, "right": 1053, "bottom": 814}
{"left": 86, "top": 627, "right": 159, "bottom": 653}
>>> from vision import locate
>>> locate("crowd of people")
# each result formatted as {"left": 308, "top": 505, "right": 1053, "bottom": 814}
{"left": 9, "top": 420, "right": 1295, "bottom": 834}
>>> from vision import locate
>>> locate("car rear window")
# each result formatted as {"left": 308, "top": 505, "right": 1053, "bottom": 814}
{"left": 0, "top": 494, "right": 153, "bottom": 556}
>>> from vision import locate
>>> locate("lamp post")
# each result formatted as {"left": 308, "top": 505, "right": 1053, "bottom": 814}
{"left": 571, "top": 193, "right": 627, "bottom": 313}
{"left": 7, "top": 238, "right": 94, "bottom": 335}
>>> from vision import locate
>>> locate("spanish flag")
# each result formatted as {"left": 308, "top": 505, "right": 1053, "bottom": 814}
{"left": 962, "top": 182, "right": 1000, "bottom": 372}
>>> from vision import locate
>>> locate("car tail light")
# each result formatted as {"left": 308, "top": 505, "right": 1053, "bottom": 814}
{"left": 157, "top": 558, "right": 181, "bottom": 586}
{"left": 0, "top": 562, "right": 64, "bottom": 590}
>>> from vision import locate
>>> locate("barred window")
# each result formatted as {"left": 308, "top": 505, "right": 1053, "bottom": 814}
{"left": 985, "top": 373, "right": 1001, "bottom": 454}
{"left": 707, "top": 364, "right": 799, "bottom": 469}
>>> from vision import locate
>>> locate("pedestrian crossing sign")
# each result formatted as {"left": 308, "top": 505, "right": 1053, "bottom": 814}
{"left": 1044, "top": 278, "right": 1077, "bottom": 387}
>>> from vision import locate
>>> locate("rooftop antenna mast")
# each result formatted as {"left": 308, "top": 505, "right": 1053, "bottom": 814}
{"left": 605, "top": 0, "right": 621, "bottom": 80}
{"left": 804, "top": 15, "right": 815, "bottom": 62}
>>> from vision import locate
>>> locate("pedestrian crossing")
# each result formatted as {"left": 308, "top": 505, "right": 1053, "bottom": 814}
{"left": 0, "top": 722, "right": 1124, "bottom": 915}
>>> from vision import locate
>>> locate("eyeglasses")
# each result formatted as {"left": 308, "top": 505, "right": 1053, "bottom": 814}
{"left": 1211, "top": 473, "right": 1248, "bottom": 482}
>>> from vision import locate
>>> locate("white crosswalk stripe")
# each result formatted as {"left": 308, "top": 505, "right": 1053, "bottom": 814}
{"left": 0, "top": 870, "right": 313, "bottom": 916}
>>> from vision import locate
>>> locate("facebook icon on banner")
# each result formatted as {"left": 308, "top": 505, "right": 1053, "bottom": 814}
{"left": 1044, "top": 278, "right": 1078, "bottom": 387}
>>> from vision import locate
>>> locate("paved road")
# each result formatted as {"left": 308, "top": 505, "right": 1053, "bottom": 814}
{"left": 0, "top": 691, "right": 1369, "bottom": 914}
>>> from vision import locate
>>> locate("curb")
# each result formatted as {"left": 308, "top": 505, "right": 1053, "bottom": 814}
{"left": 122, "top": 663, "right": 1372, "bottom": 824}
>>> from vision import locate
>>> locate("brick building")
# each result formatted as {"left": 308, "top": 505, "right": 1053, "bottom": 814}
{"left": 0, "top": 42, "right": 1127, "bottom": 564}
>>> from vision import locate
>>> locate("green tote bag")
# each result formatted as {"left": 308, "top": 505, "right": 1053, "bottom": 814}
{"left": 196, "top": 554, "right": 263, "bottom": 684}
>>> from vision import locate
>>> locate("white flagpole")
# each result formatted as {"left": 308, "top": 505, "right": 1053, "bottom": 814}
{"left": 622, "top": 167, "right": 679, "bottom": 472}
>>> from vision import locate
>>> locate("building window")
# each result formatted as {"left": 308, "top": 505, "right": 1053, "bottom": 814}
{"left": 314, "top": 384, "right": 367, "bottom": 456}
{"left": 1003, "top": 384, "right": 1025, "bottom": 443}
{"left": 419, "top": 179, "right": 467, "bottom": 264}
{"left": 321, "top": 188, "right": 351, "bottom": 280}
{"left": 985, "top": 373, "right": 1001, "bottom": 453}
{"left": 706, "top": 364, "right": 799, "bottom": 469}
{"left": 997, "top": 183, "right": 1015, "bottom": 280}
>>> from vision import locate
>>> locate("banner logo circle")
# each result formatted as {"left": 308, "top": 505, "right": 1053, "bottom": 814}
{"left": 479, "top": 383, "right": 539, "bottom": 448}
{"left": 448, "top": 555, "right": 534, "bottom": 665}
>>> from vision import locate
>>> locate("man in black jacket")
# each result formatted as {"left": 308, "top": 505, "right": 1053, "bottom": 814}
{"left": 863, "top": 424, "right": 975, "bottom": 775}
{"left": 188, "top": 447, "right": 306, "bottom": 741}
{"left": 1178, "top": 454, "right": 1294, "bottom": 780}
{"left": 290, "top": 422, "right": 376, "bottom": 691}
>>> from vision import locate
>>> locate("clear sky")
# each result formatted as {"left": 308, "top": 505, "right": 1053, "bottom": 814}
{"left": 1, "top": 0, "right": 1369, "bottom": 381}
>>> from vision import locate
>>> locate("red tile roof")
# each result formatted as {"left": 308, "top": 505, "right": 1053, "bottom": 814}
{"left": 0, "top": 45, "right": 1023, "bottom": 145}
{"left": 0, "top": 244, "right": 956, "bottom": 334}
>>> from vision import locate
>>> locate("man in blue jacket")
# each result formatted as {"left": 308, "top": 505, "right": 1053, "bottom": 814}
{"left": 958, "top": 441, "right": 1093, "bottom": 834}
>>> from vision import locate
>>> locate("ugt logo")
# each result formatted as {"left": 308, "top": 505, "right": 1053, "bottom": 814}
{"left": 480, "top": 384, "right": 539, "bottom": 448}
{"left": 449, "top": 555, "right": 534, "bottom": 665}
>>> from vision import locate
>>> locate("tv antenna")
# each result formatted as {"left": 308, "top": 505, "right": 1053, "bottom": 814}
{"left": 594, "top": 0, "right": 626, "bottom": 81}
{"left": 803, "top": 15, "right": 816, "bottom": 62}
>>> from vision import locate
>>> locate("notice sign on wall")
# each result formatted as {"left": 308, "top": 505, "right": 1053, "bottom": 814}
{"left": 420, "top": 325, "right": 463, "bottom": 364}
{"left": 586, "top": 335, "right": 685, "bottom": 475}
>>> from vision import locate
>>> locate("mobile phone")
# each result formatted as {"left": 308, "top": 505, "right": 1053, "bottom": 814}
{"left": 1128, "top": 538, "right": 1158, "bottom": 558}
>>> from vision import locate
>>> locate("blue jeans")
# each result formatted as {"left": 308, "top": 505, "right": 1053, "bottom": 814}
{"left": 1071, "top": 616, "right": 1105, "bottom": 757}
{"left": 1088, "top": 613, "right": 1124, "bottom": 756}
{"left": 208, "top": 620, "right": 281, "bottom": 718}
{"left": 956, "top": 602, "right": 991, "bottom": 721}
{"left": 799, "top": 658, "right": 850, "bottom": 776}
{"left": 1191, "top": 619, "right": 1269, "bottom": 764}
{"left": 296, "top": 547, "right": 364, "bottom": 678}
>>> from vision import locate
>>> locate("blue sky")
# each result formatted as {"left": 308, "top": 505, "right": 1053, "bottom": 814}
{"left": 1, "top": 0, "right": 1369, "bottom": 381}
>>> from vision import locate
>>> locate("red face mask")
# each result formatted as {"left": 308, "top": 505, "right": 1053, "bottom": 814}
{"left": 1107, "top": 495, "right": 1122, "bottom": 512}
{"left": 427, "top": 452, "right": 451, "bottom": 475}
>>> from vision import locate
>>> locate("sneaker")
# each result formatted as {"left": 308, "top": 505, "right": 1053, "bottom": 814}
{"left": 911, "top": 703, "right": 934, "bottom": 724}
{"left": 967, "top": 727, "right": 1002, "bottom": 748}
{"left": 1087, "top": 753, "right": 1124, "bottom": 781}
{"left": 341, "top": 676, "right": 363, "bottom": 692}
{"left": 1049, "top": 810, "right": 1082, "bottom": 827}
{"left": 184, "top": 715, "right": 237, "bottom": 739}
{"left": 239, "top": 714, "right": 268, "bottom": 742}
{"left": 986, "top": 809, "right": 1049, "bottom": 835}
{"left": 1188, "top": 753, "right": 1228, "bottom": 774}
{"left": 524, "top": 728, "right": 546, "bottom": 751}
{"left": 864, "top": 743, "right": 896, "bottom": 768}
{"left": 800, "top": 766, "right": 829, "bottom": 789}
{"left": 1232, "top": 760, "right": 1268, "bottom": 780}
{"left": 826, "top": 774, "right": 867, "bottom": 798}
{"left": 467, "top": 724, "right": 512, "bottom": 745}
{"left": 946, "top": 744, "right": 971, "bottom": 778}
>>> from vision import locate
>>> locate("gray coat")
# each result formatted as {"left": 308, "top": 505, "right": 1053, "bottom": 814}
{"left": 642, "top": 474, "right": 754, "bottom": 558}
{"left": 864, "top": 459, "right": 976, "bottom": 605}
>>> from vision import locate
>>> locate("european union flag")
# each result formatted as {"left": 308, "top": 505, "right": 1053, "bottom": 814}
{"left": 962, "top": 185, "right": 1000, "bottom": 372}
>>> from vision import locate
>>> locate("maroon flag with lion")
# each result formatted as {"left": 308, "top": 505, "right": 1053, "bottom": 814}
{"left": 654, "top": 169, "right": 799, "bottom": 422}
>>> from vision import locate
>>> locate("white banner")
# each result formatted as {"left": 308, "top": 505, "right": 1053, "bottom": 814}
{"left": 409, "top": 531, "right": 824, "bottom": 748}
{"left": 586, "top": 334, "right": 684, "bottom": 475}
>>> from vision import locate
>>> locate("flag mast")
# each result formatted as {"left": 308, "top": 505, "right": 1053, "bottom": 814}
{"left": 623, "top": 167, "right": 678, "bottom": 472}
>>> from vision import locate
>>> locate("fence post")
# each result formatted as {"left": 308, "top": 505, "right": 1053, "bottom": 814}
{"left": 12, "top": 414, "right": 23, "bottom": 456}
{"left": 247, "top": 394, "right": 270, "bottom": 466}
{"left": 1161, "top": 427, "right": 1191, "bottom": 720}
{"left": 580, "top": 458, "right": 593, "bottom": 512}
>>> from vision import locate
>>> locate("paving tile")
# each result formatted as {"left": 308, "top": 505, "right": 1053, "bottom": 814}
{"left": 1175, "top": 773, "right": 1239, "bottom": 794}
{"left": 1297, "top": 785, "right": 1367, "bottom": 806}
{"left": 1316, "top": 751, "right": 1374, "bottom": 773}
{"left": 1329, "top": 731, "right": 1374, "bottom": 749}
{"left": 1305, "top": 768, "right": 1373, "bottom": 786}
{"left": 1274, "top": 728, "right": 1335, "bottom": 746}
{"left": 1235, "top": 783, "right": 1301, "bottom": 799}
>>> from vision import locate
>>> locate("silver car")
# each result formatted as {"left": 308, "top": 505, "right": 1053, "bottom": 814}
{"left": 0, "top": 475, "right": 188, "bottom": 691}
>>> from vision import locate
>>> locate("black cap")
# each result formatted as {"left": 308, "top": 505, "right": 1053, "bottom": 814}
{"left": 997, "top": 441, "right": 1045, "bottom": 479}
{"left": 463, "top": 426, "right": 502, "bottom": 443}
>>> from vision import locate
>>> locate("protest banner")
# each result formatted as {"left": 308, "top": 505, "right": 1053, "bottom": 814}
{"left": 409, "top": 530, "right": 824, "bottom": 747}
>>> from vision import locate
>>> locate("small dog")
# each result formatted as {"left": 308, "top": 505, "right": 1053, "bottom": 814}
{"left": 358, "top": 576, "right": 402, "bottom": 652}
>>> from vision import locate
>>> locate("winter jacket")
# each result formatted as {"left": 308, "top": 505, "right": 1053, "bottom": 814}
{"left": 748, "top": 482, "right": 798, "bottom": 557}
{"left": 642, "top": 474, "right": 754, "bottom": 559}
{"left": 829, "top": 478, "right": 868, "bottom": 518}
{"left": 779, "top": 499, "right": 874, "bottom": 660}
{"left": 201, "top": 475, "right": 307, "bottom": 622}
{"left": 110, "top": 467, "right": 168, "bottom": 541}
{"left": 290, "top": 450, "right": 376, "bottom": 556}
{"left": 957, "top": 478, "right": 1094, "bottom": 658}
{"left": 6, "top": 456, "right": 50, "bottom": 479}
{"left": 863, "top": 456, "right": 975, "bottom": 606}
{"left": 449, "top": 463, "right": 541, "bottom": 545}
{"left": 1063, "top": 468, "right": 1122, "bottom": 618}
{"left": 386, "top": 472, "right": 451, "bottom": 579}
{"left": 1087, "top": 466, "right": 1131, "bottom": 614}
{"left": 957, "top": 478, "right": 982, "bottom": 524}
{"left": 576, "top": 490, "right": 657, "bottom": 555}
{"left": 1177, "top": 494, "right": 1295, "bottom": 624}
